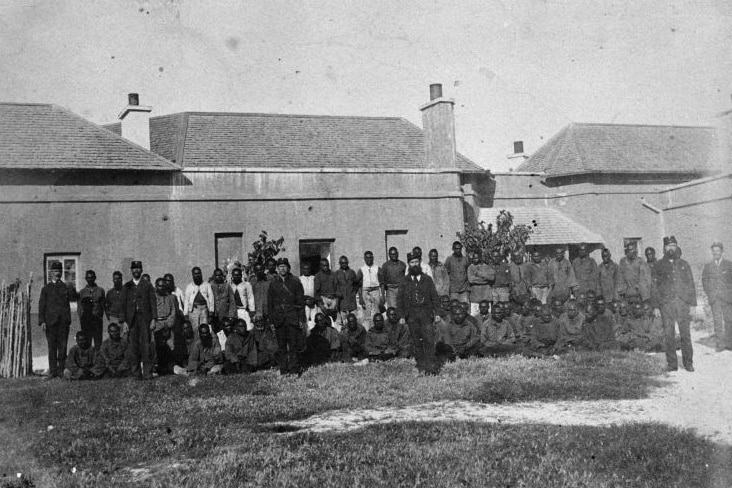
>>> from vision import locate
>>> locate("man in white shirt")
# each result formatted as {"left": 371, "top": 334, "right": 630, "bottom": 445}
{"left": 230, "top": 267, "right": 255, "bottom": 329}
{"left": 300, "top": 262, "right": 316, "bottom": 299}
{"left": 357, "top": 250, "right": 383, "bottom": 330}
{"left": 184, "top": 266, "right": 214, "bottom": 330}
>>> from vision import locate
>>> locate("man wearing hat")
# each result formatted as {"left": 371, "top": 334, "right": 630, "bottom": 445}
{"left": 397, "top": 252, "right": 442, "bottom": 375}
{"left": 119, "top": 261, "right": 158, "bottom": 379}
{"left": 651, "top": 236, "right": 697, "bottom": 372}
{"left": 267, "top": 257, "right": 306, "bottom": 375}
{"left": 702, "top": 242, "right": 732, "bottom": 352}
{"left": 38, "top": 261, "right": 75, "bottom": 379}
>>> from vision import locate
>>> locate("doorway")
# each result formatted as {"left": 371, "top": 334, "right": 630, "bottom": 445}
{"left": 299, "top": 239, "right": 335, "bottom": 275}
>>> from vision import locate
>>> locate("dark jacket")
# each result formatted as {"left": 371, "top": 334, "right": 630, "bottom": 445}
{"left": 119, "top": 279, "right": 158, "bottom": 325}
{"left": 38, "top": 280, "right": 73, "bottom": 326}
{"left": 267, "top": 273, "right": 305, "bottom": 324}
{"left": 651, "top": 257, "right": 697, "bottom": 307}
{"left": 396, "top": 273, "right": 440, "bottom": 320}
{"left": 702, "top": 259, "right": 732, "bottom": 305}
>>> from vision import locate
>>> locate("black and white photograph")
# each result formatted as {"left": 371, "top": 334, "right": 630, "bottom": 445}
{"left": 1, "top": 1, "right": 731, "bottom": 486}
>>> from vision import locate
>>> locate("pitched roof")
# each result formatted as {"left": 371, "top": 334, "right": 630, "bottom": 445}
{"left": 123, "top": 112, "right": 483, "bottom": 172}
{"left": 479, "top": 206, "right": 604, "bottom": 246}
{"left": 517, "top": 122, "right": 718, "bottom": 177}
{"left": 0, "top": 103, "right": 179, "bottom": 171}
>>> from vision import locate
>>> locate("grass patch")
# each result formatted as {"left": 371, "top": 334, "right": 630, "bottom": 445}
{"left": 0, "top": 351, "right": 670, "bottom": 486}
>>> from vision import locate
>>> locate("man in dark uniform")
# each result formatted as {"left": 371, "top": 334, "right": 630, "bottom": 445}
{"left": 267, "top": 257, "right": 306, "bottom": 375}
{"left": 397, "top": 252, "right": 442, "bottom": 375}
{"left": 38, "top": 261, "right": 74, "bottom": 379}
{"left": 651, "top": 236, "right": 697, "bottom": 372}
{"left": 119, "top": 261, "right": 158, "bottom": 380}
{"left": 702, "top": 242, "right": 732, "bottom": 351}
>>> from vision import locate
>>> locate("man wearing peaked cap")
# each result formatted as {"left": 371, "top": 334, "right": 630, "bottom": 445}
{"left": 651, "top": 236, "right": 696, "bottom": 372}
{"left": 268, "top": 257, "right": 306, "bottom": 375}
{"left": 702, "top": 241, "right": 732, "bottom": 352}
{"left": 119, "top": 259, "right": 158, "bottom": 379}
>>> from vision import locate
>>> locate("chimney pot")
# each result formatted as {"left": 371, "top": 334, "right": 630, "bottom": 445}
{"left": 513, "top": 141, "right": 524, "bottom": 154}
{"left": 128, "top": 93, "right": 140, "bottom": 106}
{"left": 429, "top": 84, "right": 443, "bottom": 101}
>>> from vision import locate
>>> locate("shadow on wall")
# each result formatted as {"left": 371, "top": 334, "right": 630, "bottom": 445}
{"left": 0, "top": 170, "right": 192, "bottom": 187}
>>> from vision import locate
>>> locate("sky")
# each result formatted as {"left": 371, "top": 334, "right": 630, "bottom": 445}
{"left": 1, "top": 0, "right": 731, "bottom": 171}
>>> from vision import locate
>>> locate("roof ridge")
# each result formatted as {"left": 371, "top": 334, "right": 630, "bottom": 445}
{"left": 569, "top": 121, "right": 715, "bottom": 130}
{"left": 157, "top": 111, "right": 405, "bottom": 121}
{"left": 0, "top": 102, "right": 54, "bottom": 107}
{"left": 49, "top": 104, "right": 180, "bottom": 170}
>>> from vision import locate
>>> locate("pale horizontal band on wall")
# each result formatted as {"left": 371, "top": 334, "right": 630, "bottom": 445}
{"left": 180, "top": 167, "right": 477, "bottom": 174}
{"left": 0, "top": 191, "right": 466, "bottom": 204}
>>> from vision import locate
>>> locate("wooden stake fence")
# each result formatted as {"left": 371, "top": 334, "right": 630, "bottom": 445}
{"left": 0, "top": 274, "right": 33, "bottom": 378}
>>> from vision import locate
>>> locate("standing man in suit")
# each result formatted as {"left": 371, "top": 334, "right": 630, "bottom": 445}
{"left": 267, "top": 257, "right": 306, "bottom": 375}
{"left": 702, "top": 242, "right": 732, "bottom": 352}
{"left": 651, "top": 237, "right": 697, "bottom": 372}
{"left": 119, "top": 261, "right": 158, "bottom": 380}
{"left": 397, "top": 252, "right": 442, "bottom": 375}
{"left": 38, "top": 261, "right": 74, "bottom": 379}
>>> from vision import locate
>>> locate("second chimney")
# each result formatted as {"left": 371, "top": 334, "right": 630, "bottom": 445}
{"left": 420, "top": 83, "right": 457, "bottom": 170}
{"left": 118, "top": 93, "right": 152, "bottom": 150}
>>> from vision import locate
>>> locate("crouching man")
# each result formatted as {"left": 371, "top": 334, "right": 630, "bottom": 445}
{"left": 223, "top": 319, "right": 257, "bottom": 374}
{"left": 176, "top": 324, "right": 223, "bottom": 376}
{"left": 92, "top": 323, "right": 130, "bottom": 378}
{"left": 366, "top": 313, "right": 411, "bottom": 361}
{"left": 436, "top": 306, "right": 481, "bottom": 362}
{"left": 64, "top": 332, "right": 97, "bottom": 380}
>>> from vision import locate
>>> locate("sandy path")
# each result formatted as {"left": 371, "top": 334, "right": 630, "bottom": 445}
{"left": 272, "top": 331, "right": 732, "bottom": 444}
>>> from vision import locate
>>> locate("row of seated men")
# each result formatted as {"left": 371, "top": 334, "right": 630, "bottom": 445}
{"left": 63, "top": 290, "right": 664, "bottom": 379}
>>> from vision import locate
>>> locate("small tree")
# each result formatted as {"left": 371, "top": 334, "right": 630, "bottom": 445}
{"left": 457, "top": 210, "right": 532, "bottom": 262}
{"left": 243, "top": 231, "right": 286, "bottom": 278}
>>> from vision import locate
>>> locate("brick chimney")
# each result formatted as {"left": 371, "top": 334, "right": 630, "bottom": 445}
{"left": 118, "top": 93, "right": 152, "bottom": 150}
{"left": 507, "top": 140, "right": 529, "bottom": 163}
{"left": 420, "top": 84, "right": 457, "bottom": 169}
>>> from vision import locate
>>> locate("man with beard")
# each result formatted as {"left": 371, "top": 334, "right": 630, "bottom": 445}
{"left": 184, "top": 267, "right": 214, "bottom": 330}
{"left": 304, "top": 312, "right": 342, "bottom": 367}
{"left": 180, "top": 324, "right": 223, "bottom": 376}
{"left": 78, "top": 269, "right": 105, "bottom": 351}
{"left": 619, "top": 242, "right": 652, "bottom": 303}
{"left": 572, "top": 243, "right": 598, "bottom": 297}
{"left": 379, "top": 247, "right": 407, "bottom": 309}
{"left": 597, "top": 248, "right": 622, "bottom": 302}
{"left": 428, "top": 249, "right": 451, "bottom": 297}
{"left": 334, "top": 256, "right": 359, "bottom": 327}
{"left": 210, "top": 268, "right": 236, "bottom": 336}
{"left": 553, "top": 299, "right": 585, "bottom": 352}
{"left": 119, "top": 261, "right": 158, "bottom": 380}
{"left": 267, "top": 257, "right": 306, "bottom": 375}
{"left": 357, "top": 251, "right": 383, "bottom": 330}
{"left": 652, "top": 236, "right": 697, "bottom": 372}
{"left": 398, "top": 252, "right": 442, "bottom": 374}
{"left": 702, "top": 242, "right": 732, "bottom": 352}
{"left": 92, "top": 323, "right": 130, "bottom": 378}
{"left": 445, "top": 241, "right": 471, "bottom": 303}
{"left": 230, "top": 267, "right": 255, "bottom": 329}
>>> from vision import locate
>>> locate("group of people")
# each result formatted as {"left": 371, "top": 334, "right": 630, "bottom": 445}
{"left": 38, "top": 236, "right": 731, "bottom": 379}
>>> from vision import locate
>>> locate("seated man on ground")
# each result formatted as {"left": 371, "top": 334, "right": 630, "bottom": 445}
{"left": 64, "top": 332, "right": 97, "bottom": 380}
{"left": 177, "top": 324, "right": 223, "bottom": 376}
{"left": 251, "top": 315, "right": 279, "bottom": 370}
{"left": 480, "top": 302, "right": 519, "bottom": 356}
{"left": 223, "top": 319, "right": 258, "bottom": 374}
{"left": 366, "top": 313, "right": 412, "bottom": 361}
{"left": 303, "top": 312, "right": 342, "bottom": 367}
{"left": 551, "top": 298, "right": 565, "bottom": 319}
{"left": 459, "top": 301, "right": 481, "bottom": 331}
{"left": 437, "top": 306, "right": 482, "bottom": 362}
{"left": 473, "top": 300, "right": 492, "bottom": 333}
{"left": 92, "top": 323, "right": 130, "bottom": 378}
{"left": 613, "top": 299, "right": 630, "bottom": 335}
{"left": 526, "top": 305, "right": 559, "bottom": 356}
{"left": 617, "top": 302, "right": 664, "bottom": 352}
{"left": 553, "top": 299, "right": 585, "bottom": 353}
{"left": 581, "top": 303, "right": 619, "bottom": 351}
{"left": 339, "top": 313, "right": 368, "bottom": 362}
{"left": 512, "top": 302, "right": 535, "bottom": 345}
{"left": 383, "top": 307, "right": 414, "bottom": 357}
{"left": 436, "top": 295, "right": 452, "bottom": 323}
{"left": 595, "top": 296, "right": 613, "bottom": 320}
